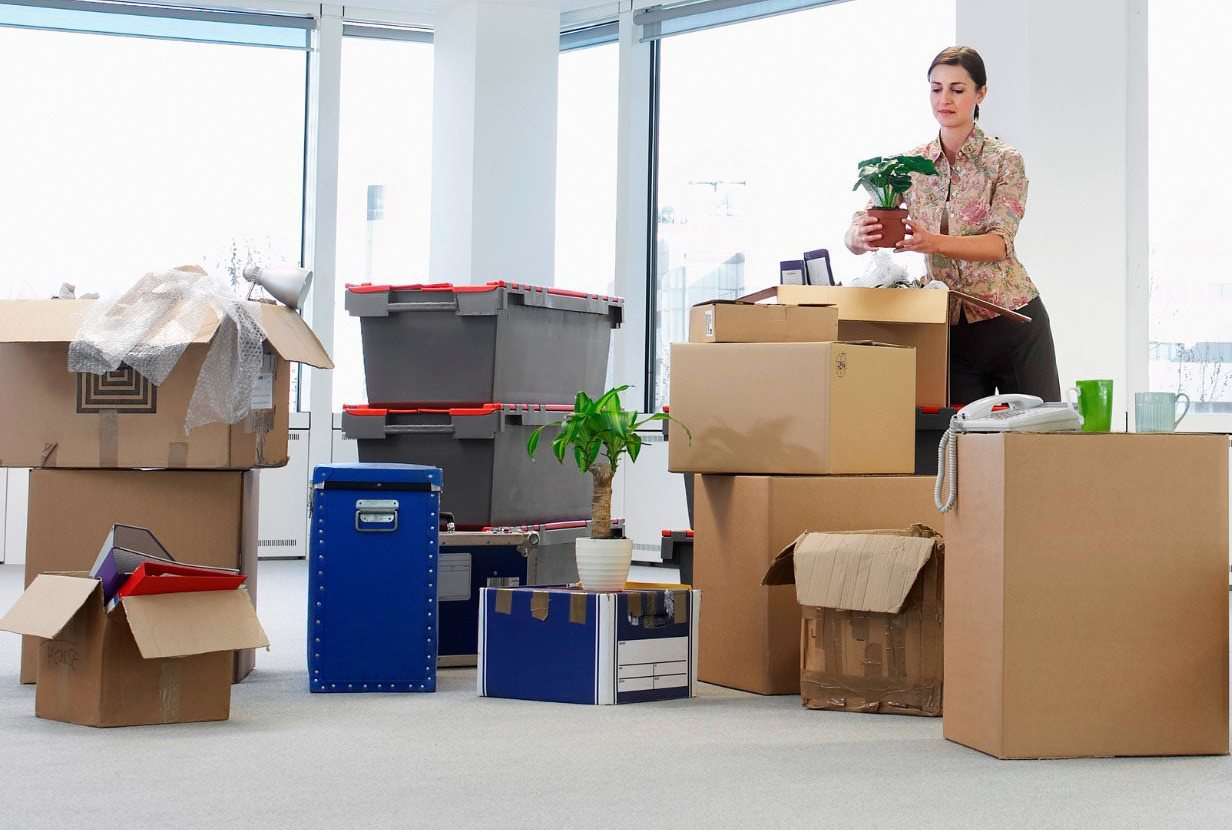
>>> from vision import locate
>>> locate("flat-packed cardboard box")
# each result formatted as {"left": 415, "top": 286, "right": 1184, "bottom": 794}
{"left": 695, "top": 474, "right": 938, "bottom": 695}
{"left": 763, "top": 526, "right": 943, "bottom": 716}
{"left": 688, "top": 301, "right": 838, "bottom": 343}
{"left": 945, "top": 432, "right": 1229, "bottom": 759}
{"left": 0, "top": 574, "right": 268, "bottom": 727}
{"left": 668, "top": 341, "right": 915, "bottom": 475}
{"left": 771, "top": 285, "right": 949, "bottom": 407}
{"left": 0, "top": 299, "right": 332, "bottom": 469}
{"left": 21, "top": 469, "right": 259, "bottom": 684}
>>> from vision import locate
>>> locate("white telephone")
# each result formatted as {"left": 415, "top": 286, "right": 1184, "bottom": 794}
{"left": 934, "top": 394, "right": 1083, "bottom": 512}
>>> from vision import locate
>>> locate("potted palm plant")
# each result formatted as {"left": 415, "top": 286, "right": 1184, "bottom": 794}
{"left": 852, "top": 154, "right": 939, "bottom": 248}
{"left": 527, "top": 385, "right": 690, "bottom": 591}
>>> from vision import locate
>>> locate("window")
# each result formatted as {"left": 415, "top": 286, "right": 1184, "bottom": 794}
{"left": 0, "top": 4, "right": 308, "bottom": 299}
{"left": 649, "top": 0, "right": 956, "bottom": 409}
{"left": 556, "top": 38, "right": 620, "bottom": 297}
{"left": 1148, "top": 1, "right": 1232, "bottom": 413}
{"left": 332, "top": 30, "right": 434, "bottom": 411}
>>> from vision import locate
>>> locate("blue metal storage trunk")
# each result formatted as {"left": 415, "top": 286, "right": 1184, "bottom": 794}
{"left": 308, "top": 463, "right": 442, "bottom": 693}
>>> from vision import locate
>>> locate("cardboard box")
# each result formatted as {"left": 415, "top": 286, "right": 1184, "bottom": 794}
{"left": 772, "top": 285, "right": 949, "bottom": 407}
{"left": 0, "top": 299, "right": 332, "bottom": 469}
{"left": 0, "top": 574, "right": 268, "bottom": 727}
{"left": 668, "top": 341, "right": 915, "bottom": 475}
{"left": 694, "top": 474, "right": 938, "bottom": 695}
{"left": 763, "top": 526, "right": 943, "bottom": 716}
{"left": 945, "top": 432, "right": 1229, "bottom": 759}
{"left": 688, "top": 301, "right": 838, "bottom": 343}
{"left": 478, "top": 585, "right": 700, "bottom": 704}
{"left": 21, "top": 469, "right": 259, "bottom": 684}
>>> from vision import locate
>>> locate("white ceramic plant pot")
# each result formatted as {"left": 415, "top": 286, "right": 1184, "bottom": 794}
{"left": 575, "top": 537, "right": 633, "bottom": 592}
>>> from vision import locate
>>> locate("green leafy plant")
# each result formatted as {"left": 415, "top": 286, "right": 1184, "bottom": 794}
{"left": 527, "top": 386, "right": 691, "bottom": 540}
{"left": 852, "top": 155, "right": 938, "bottom": 208}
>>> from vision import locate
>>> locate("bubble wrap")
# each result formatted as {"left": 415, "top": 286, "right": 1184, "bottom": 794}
{"left": 68, "top": 265, "right": 268, "bottom": 434}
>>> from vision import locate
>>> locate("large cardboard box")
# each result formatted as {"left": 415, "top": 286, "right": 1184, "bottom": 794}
{"left": 21, "top": 469, "right": 259, "bottom": 684}
{"left": 763, "top": 526, "right": 944, "bottom": 716}
{"left": 0, "top": 299, "right": 332, "bottom": 469}
{"left": 668, "top": 341, "right": 915, "bottom": 475}
{"left": 772, "top": 285, "right": 949, "bottom": 407}
{"left": 688, "top": 301, "right": 838, "bottom": 343}
{"left": 694, "top": 474, "right": 939, "bottom": 695}
{"left": 945, "top": 432, "right": 1229, "bottom": 759}
{"left": 0, "top": 574, "right": 268, "bottom": 727}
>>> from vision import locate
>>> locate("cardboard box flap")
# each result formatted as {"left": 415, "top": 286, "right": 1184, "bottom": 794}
{"left": 0, "top": 299, "right": 333, "bottom": 368}
{"left": 763, "top": 527, "right": 940, "bottom": 614}
{"left": 255, "top": 303, "right": 334, "bottom": 368}
{"left": 122, "top": 589, "right": 270, "bottom": 659}
{"left": 0, "top": 574, "right": 100, "bottom": 639}
{"left": 774, "top": 285, "right": 950, "bottom": 324}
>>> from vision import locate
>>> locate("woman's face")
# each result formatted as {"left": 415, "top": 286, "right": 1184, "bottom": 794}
{"left": 929, "top": 63, "right": 985, "bottom": 129}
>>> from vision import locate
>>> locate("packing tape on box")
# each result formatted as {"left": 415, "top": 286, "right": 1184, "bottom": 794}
{"left": 569, "top": 592, "right": 587, "bottom": 625}
{"left": 887, "top": 616, "right": 908, "bottom": 680}
{"left": 158, "top": 660, "right": 182, "bottom": 723}
{"left": 167, "top": 442, "right": 189, "bottom": 468}
{"left": 863, "top": 641, "right": 883, "bottom": 679}
{"left": 40, "top": 443, "right": 58, "bottom": 467}
{"left": 628, "top": 592, "right": 643, "bottom": 617}
{"left": 98, "top": 409, "right": 119, "bottom": 467}
{"left": 245, "top": 410, "right": 275, "bottom": 466}
{"left": 494, "top": 589, "right": 513, "bottom": 615}
{"left": 799, "top": 671, "right": 941, "bottom": 717}
{"left": 530, "top": 591, "right": 550, "bottom": 621}
{"left": 672, "top": 590, "right": 688, "bottom": 624}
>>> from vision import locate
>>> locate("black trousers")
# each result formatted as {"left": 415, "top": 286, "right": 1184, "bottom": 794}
{"left": 949, "top": 295, "right": 1061, "bottom": 406}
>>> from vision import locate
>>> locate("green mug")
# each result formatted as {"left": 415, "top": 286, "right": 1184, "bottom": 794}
{"left": 1066, "top": 379, "right": 1113, "bottom": 432}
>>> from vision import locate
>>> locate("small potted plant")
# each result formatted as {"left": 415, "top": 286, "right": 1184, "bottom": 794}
{"left": 527, "top": 386, "right": 690, "bottom": 591}
{"left": 852, "top": 154, "right": 939, "bottom": 248}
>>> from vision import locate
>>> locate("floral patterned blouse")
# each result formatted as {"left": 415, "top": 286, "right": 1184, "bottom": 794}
{"left": 854, "top": 123, "right": 1038, "bottom": 323}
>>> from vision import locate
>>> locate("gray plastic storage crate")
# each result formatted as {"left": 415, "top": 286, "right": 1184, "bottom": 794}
{"left": 346, "top": 281, "right": 624, "bottom": 406}
{"left": 341, "top": 404, "right": 591, "bottom": 530}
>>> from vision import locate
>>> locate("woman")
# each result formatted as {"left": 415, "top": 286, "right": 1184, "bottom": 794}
{"left": 844, "top": 46, "right": 1060, "bottom": 405}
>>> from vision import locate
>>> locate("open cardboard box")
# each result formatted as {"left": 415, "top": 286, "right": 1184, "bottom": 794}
{"left": 668, "top": 340, "right": 915, "bottom": 475}
{"left": 0, "top": 574, "right": 269, "bottom": 727}
{"left": 763, "top": 526, "right": 943, "bottom": 716}
{"left": 743, "top": 285, "right": 1028, "bottom": 407}
{"left": 0, "top": 299, "right": 332, "bottom": 469}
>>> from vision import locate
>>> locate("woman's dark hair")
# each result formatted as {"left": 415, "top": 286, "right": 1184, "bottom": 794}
{"left": 928, "top": 46, "right": 987, "bottom": 120}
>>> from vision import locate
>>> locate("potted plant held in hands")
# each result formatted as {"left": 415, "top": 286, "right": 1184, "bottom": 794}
{"left": 527, "top": 386, "right": 690, "bottom": 592}
{"left": 852, "top": 154, "right": 938, "bottom": 248}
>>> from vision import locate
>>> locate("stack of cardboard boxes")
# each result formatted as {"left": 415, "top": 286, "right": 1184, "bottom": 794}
{"left": 667, "top": 288, "right": 949, "bottom": 697}
{"left": 0, "top": 297, "right": 331, "bottom": 725}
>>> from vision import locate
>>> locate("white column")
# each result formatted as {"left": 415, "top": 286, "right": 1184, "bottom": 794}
{"left": 305, "top": 6, "right": 343, "bottom": 479}
{"left": 429, "top": 0, "right": 560, "bottom": 285}
{"left": 958, "top": 0, "right": 1130, "bottom": 417}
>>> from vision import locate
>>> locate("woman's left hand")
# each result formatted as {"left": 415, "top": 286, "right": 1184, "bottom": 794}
{"left": 896, "top": 220, "right": 945, "bottom": 255}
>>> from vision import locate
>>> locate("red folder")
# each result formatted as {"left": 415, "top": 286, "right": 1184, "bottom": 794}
{"left": 117, "top": 561, "right": 246, "bottom": 599}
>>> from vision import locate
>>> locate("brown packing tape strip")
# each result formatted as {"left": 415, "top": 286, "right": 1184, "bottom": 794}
{"left": 494, "top": 589, "right": 513, "bottom": 615}
{"left": 800, "top": 672, "right": 942, "bottom": 717}
{"left": 530, "top": 591, "right": 550, "bottom": 621}
{"left": 863, "top": 641, "right": 883, "bottom": 680}
{"left": 822, "top": 609, "right": 844, "bottom": 677}
{"left": 245, "top": 410, "right": 274, "bottom": 467}
{"left": 40, "top": 443, "right": 58, "bottom": 467}
{"left": 159, "top": 660, "right": 182, "bottom": 723}
{"left": 628, "top": 592, "right": 643, "bottom": 618}
{"left": 569, "top": 593, "right": 587, "bottom": 625}
{"left": 98, "top": 409, "right": 119, "bottom": 467}
{"left": 168, "top": 442, "right": 189, "bottom": 468}
{"left": 672, "top": 590, "right": 688, "bottom": 624}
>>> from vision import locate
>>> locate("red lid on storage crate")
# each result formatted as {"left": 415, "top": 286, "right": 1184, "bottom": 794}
{"left": 343, "top": 403, "right": 572, "bottom": 417}
{"left": 346, "top": 280, "right": 624, "bottom": 304}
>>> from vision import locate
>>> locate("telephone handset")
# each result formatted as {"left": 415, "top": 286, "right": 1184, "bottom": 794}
{"left": 935, "top": 394, "right": 1083, "bottom": 512}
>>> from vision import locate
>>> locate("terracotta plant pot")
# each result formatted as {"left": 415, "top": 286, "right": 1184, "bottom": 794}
{"left": 868, "top": 207, "right": 908, "bottom": 248}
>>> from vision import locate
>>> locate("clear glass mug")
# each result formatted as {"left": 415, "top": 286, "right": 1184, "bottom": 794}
{"left": 1134, "top": 392, "right": 1190, "bottom": 433}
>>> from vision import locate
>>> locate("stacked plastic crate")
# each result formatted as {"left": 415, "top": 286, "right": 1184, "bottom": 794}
{"left": 342, "top": 280, "right": 624, "bottom": 664}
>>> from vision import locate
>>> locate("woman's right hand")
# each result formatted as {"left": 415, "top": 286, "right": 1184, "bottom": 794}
{"left": 847, "top": 214, "right": 884, "bottom": 254}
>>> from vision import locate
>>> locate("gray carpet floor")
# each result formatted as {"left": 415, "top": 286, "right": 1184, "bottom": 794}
{"left": 1, "top": 561, "right": 1230, "bottom": 829}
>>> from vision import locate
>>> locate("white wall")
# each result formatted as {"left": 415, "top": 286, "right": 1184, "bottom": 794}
{"left": 958, "top": 0, "right": 1131, "bottom": 420}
